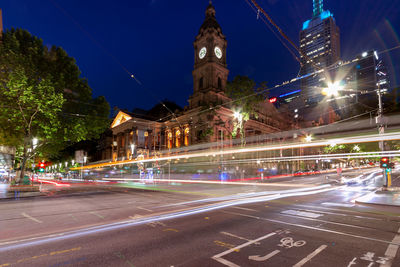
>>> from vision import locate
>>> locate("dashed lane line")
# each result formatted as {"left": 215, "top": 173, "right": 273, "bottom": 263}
{"left": 137, "top": 207, "right": 153, "bottom": 212}
{"left": 21, "top": 213, "right": 42, "bottom": 224}
{"left": 231, "top": 206, "right": 257, "bottom": 212}
{"left": 89, "top": 211, "right": 104, "bottom": 219}
{"left": 293, "top": 245, "right": 328, "bottom": 267}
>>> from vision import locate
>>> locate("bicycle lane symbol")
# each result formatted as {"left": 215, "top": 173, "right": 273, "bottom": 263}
{"left": 249, "top": 237, "right": 306, "bottom": 262}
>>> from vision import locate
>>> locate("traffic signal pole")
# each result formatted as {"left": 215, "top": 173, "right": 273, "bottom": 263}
{"left": 376, "top": 85, "right": 390, "bottom": 189}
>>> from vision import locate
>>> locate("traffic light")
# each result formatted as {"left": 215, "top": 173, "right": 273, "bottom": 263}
{"left": 38, "top": 162, "right": 45, "bottom": 172}
{"left": 380, "top": 157, "right": 389, "bottom": 168}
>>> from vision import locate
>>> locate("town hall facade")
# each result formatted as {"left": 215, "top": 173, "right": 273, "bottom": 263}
{"left": 109, "top": 3, "right": 289, "bottom": 161}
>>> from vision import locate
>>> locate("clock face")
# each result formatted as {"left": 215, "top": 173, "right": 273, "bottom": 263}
{"left": 199, "top": 47, "right": 207, "bottom": 59}
{"left": 214, "top": 46, "right": 222, "bottom": 59}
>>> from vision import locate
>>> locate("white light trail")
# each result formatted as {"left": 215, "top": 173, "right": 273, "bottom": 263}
{"left": 0, "top": 185, "right": 335, "bottom": 252}
{"left": 75, "top": 132, "right": 400, "bottom": 170}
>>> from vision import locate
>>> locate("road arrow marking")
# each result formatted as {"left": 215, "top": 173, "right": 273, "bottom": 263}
{"left": 249, "top": 249, "right": 280, "bottom": 261}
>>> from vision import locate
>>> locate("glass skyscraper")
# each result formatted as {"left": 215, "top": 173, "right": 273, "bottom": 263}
{"left": 299, "top": 0, "right": 341, "bottom": 105}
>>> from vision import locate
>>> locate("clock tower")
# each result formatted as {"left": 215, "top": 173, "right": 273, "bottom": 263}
{"left": 189, "top": 2, "right": 229, "bottom": 109}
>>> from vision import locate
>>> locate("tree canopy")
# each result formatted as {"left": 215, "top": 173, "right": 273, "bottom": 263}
{"left": 225, "top": 75, "right": 267, "bottom": 143}
{"left": 0, "top": 28, "right": 110, "bottom": 179}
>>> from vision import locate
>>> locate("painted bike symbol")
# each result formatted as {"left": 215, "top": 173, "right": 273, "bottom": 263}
{"left": 278, "top": 237, "right": 306, "bottom": 248}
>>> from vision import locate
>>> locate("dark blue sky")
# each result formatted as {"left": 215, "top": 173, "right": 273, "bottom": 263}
{"left": 2, "top": 0, "right": 400, "bottom": 111}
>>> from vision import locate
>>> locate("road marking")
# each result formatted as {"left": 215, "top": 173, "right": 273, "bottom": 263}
{"left": 223, "top": 211, "right": 399, "bottom": 246}
{"left": 381, "top": 226, "right": 400, "bottom": 267}
{"left": 220, "top": 232, "right": 260, "bottom": 245}
{"left": 293, "top": 245, "right": 328, "bottom": 267}
{"left": 213, "top": 257, "right": 240, "bottom": 267}
{"left": 69, "top": 214, "right": 78, "bottom": 222}
{"left": 281, "top": 209, "right": 322, "bottom": 218}
{"left": 163, "top": 228, "right": 179, "bottom": 232}
{"left": 50, "top": 247, "right": 81, "bottom": 256}
{"left": 249, "top": 249, "right": 280, "bottom": 261}
{"left": 322, "top": 202, "right": 354, "bottom": 208}
{"left": 89, "top": 211, "right": 104, "bottom": 219}
{"left": 21, "top": 212, "right": 42, "bottom": 223}
{"left": 212, "top": 232, "right": 277, "bottom": 267}
{"left": 214, "top": 241, "right": 240, "bottom": 252}
{"left": 0, "top": 263, "right": 10, "bottom": 267}
{"left": 137, "top": 206, "right": 153, "bottom": 212}
{"left": 231, "top": 206, "right": 257, "bottom": 212}
{"left": 147, "top": 221, "right": 166, "bottom": 228}
{"left": 129, "top": 214, "right": 143, "bottom": 220}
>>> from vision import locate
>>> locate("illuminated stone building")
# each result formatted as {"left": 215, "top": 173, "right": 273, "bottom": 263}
{"left": 109, "top": 2, "right": 289, "bottom": 161}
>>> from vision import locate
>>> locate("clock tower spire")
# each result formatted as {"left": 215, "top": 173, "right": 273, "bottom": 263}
{"left": 189, "top": 2, "right": 229, "bottom": 109}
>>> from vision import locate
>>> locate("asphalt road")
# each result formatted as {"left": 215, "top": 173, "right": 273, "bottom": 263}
{"left": 1, "top": 169, "right": 399, "bottom": 267}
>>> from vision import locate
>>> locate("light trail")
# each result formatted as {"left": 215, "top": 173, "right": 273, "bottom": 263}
{"left": 103, "top": 178, "right": 313, "bottom": 187}
{"left": 0, "top": 185, "right": 336, "bottom": 252}
{"left": 73, "top": 132, "right": 400, "bottom": 170}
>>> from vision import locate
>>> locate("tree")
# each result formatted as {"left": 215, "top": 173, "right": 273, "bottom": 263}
{"left": 225, "top": 75, "right": 267, "bottom": 145}
{"left": 0, "top": 29, "right": 110, "bottom": 181}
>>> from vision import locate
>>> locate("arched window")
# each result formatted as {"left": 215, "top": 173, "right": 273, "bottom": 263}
{"left": 218, "top": 77, "right": 222, "bottom": 90}
{"left": 184, "top": 127, "right": 190, "bottom": 146}
{"left": 167, "top": 132, "right": 172, "bottom": 149}
{"left": 175, "top": 130, "right": 181, "bottom": 148}
{"left": 199, "top": 77, "right": 204, "bottom": 89}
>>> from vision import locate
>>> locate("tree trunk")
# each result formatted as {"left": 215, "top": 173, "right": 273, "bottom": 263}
{"left": 17, "top": 140, "right": 28, "bottom": 184}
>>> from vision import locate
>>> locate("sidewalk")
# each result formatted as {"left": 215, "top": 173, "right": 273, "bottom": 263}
{"left": 355, "top": 187, "right": 400, "bottom": 207}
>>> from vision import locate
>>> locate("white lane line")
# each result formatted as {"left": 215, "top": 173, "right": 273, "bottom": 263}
{"left": 129, "top": 214, "right": 143, "bottom": 220}
{"left": 322, "top": 202, "right": 354, "bottom": 208}
{"left": 231, "top": 206, "right": 257, "bottom": 212}
{"left": 89, "top": 211, "right": 104, "bottom": 219}
{"left": 293, "top": 245, "right": 327, "bottom": 267}
{"left": 212, "top": 232, "right": 277, "bottom": 260}
{"left": 213, "top": 257, "right": 240, "bottom": 267}
{"left": 137, "top": 207, "right": 153, "bottom": 212}
{"left": 281, "top": 210, "right": 322, "bottom": 218}
{"left": 381, "top": 226, "right": 400, "bottom": 267}
{"left": 220, "top": 231, "right": 260, "bottom": 245}
{"left": 223, "top": 211, "right": 399, "bottom": 246}
{"left": 249, "top": 249, "right": 280, "bottom": 261}
{"left": 21, "top": 212, "right": 42, "bottom": 224}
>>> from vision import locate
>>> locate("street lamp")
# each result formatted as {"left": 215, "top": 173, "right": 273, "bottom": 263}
{"left": 305, "top": 135, "right": 312, "bottom": 143}
{"left": 32, "top": 138, "right": 38, "bottom": 149}
{"left": 233, "top": 111, "right": 243, "bottom": 122}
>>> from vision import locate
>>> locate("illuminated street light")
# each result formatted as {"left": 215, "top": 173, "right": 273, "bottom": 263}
{"left": 353, "top": 145, "right": 360, "bottom": 151}
{"left": 233, "top": 111, "right": 243, "bottom": 122}
{"left": 322, "top": 81, "right": 342, "bottom": 97}
{"left": 305, "top": 135, "right": 312, "bottom": 142}
{"left": 32, "top": 138, "right": 38, "bottom": 149}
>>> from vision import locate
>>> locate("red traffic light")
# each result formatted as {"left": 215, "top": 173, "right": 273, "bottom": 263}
{"left": 39, "top": 163, "right": 45, "bottom": 168}
{"left": 269, "top": 97, "right": 277, "bottom": 103}
{"left": 380, "top": 157, "right": 390, "bottom": 168}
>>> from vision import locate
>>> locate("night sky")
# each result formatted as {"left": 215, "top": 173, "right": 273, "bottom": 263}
{"left": 2, "top": 0, "right": 400, "bottom": 112}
